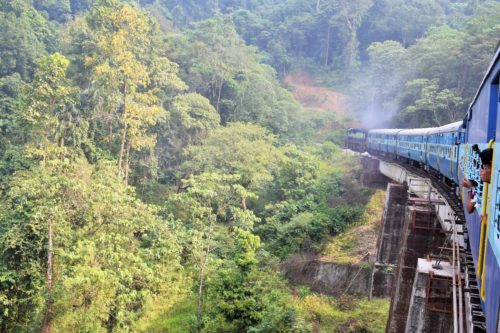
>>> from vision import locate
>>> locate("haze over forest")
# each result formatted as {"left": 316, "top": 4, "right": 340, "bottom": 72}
{"left": 0, "top": 0, "right": 499, "bottom": 332}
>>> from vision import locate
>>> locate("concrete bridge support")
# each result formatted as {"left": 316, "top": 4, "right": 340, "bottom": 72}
{"left": 361, "top": 156, "right": 456, "bottom": 332}
{"left": 385, "top": 203, "right": 449, "bottom": 332}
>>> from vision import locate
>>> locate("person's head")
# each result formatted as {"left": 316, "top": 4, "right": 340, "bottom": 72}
{"left": 480, "top": 164, "right": 491, "bottom": 183}
{"left": 479, "top": 148, "right": 493, "bottom": 183}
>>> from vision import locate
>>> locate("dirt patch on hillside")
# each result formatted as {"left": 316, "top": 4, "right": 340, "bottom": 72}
{"left": 284, "top": 72, "right": 351, "bottom": 117}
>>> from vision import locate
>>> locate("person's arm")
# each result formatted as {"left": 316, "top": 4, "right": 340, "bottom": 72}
{"left": 465, "top": 189, "right": 475, "bottom": 213}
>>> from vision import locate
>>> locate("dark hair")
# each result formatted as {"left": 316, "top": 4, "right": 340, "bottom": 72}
{"left": 480, "top": 148, "right": 493, "bottom": 166}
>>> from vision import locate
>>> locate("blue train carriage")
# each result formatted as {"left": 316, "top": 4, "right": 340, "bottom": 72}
{"left": 426, "top": 121, "right": 464, "bottom": 183}
{"left": 461, "top": 47, "right": 500, "bottom": 332}
{"left": 367, "top": 129, "right": 383, "bottom": 153}
{"left": 346, "top": 128, "right": 368, "bottom": 151}
{"left": 367, "top": 129, "right": 401, "bottom": 155}
{"left": 396, "top": 128, "right": 431, "bottom": 164}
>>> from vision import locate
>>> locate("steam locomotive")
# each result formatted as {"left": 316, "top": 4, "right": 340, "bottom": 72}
{"left": 346, "top": 47, "right": 500, "bottom": 332}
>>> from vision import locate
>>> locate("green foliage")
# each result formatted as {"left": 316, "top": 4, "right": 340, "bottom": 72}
{"left": 25, "top": 53, "right": 82, "bottom": 153}
{"left": 140, "top": 296, "right": 197, "bottom": 333}
{"left": 255, "top": 144, "right": 365, "bottom": 259}
{"left": 71, "top": 0, "right": 187, "bottom": 182}
{"left": 183, "top": 123, "right": 283, "bottom": 189}
{"left": 171, "top": 93, "right": 220, "bottom": 141}
{"left": 203, "top": 229, "right": 311, "bottom": 333}
{"left": 352, "top": 2, "right": 500, "bottom": 128}
{"left": 0, "top": 158, "right": 183, "bottom": 331}
{"left": 167, "top": 172, "right": 259, "bottom": 231}
{"left": 155, "top": 92, "right": 220, "bottom": 177}
{"left": 359, "top": 0, "right": 446, "bottom": 47}
{"left": 296, "top": 294, "right": 389, "bottom": 333}
{"left": 0, "top": 0, "right": 56, "bottom": 79}
{"left": 0, "top": 74, "right": 32, "bottom": 176}
{"left": 166, "top": 16, "right": 300, "bottom": 133}
{"left": 70, "top": 0, "right": 95, "bottom": 14}
{"left": 34, "top": 0, "right": 71, "bottom": 22}
{"left": 165, "top": 173, "right": 285, "bottom": 333}
{"left": 1, "top": 0, "right": 495, "bottom": 331}
{"left": 395, "top": 78, "right": 466, "bottom": 127}
{"left": 271, "top": 145, "right": 319, "bottom": 201}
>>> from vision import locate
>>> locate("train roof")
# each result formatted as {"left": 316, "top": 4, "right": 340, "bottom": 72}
{"left": 427, "top": 121, "right": 464, "bottom": 135}
{"left": 347, "top": 128, "right": 368, "bottom": 132}
{"left": 368, "top": 129, "right": 402, "bottom": 135}
{"left": 468, "top": 45, "right": 500, "bottom": 112}
{"left": 398, "top": 128, "right": 435, "bottom": 136}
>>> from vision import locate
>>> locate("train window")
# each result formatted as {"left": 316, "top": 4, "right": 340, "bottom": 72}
{"left": 466, "top": 147, "right": 483, "bottom": 210}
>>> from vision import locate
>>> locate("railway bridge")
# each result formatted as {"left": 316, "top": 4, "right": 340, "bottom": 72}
{"left": 361, "top": 153, "right": 485, "bottom": 333}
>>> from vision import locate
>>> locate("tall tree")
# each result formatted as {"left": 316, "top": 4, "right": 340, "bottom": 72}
{"left": 155, "top": 92, "right": 220, "bottom": 176}
{"left": 81, "top": 0, "right": 186, "bottom": 182}
{"left": 359, "top": 0, "right": 446, "bottom": 47}
{"left": 0, "top": 159, "right": 183, "bottom": 332}
{"left": 166, "top": 172, "right": 258, "bottom": 332}
{"left": 167, "top": 16, "right": 299, "bottom": 132}
{"left": 25, "top": 53, "right": 78, "bottom": 158}
{"left": 183, "top": 122, "right": 283, "bottom": 208}
{"left": 321, "top": 0, "right": 373, "bottom": 71}
{"left": 170, "top": 16, "right": 251, "bottom": 116}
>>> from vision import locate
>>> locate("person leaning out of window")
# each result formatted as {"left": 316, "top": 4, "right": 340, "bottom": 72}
{"left": 462, "top": 146, "right": 493, "bottom": 214}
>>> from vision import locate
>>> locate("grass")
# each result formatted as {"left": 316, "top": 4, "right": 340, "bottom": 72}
{"left": 293, "top": 190, "right": 390, "bottom": 332}
{"left": 294, "top": 292, "right": 389, "bottom": 333}
{"left": 143, "top": 287, "right": 389, "bottom": 333}
{"left": 144, "top": 296, "right": 196, "bottom": 333}
{"left": 322, "top": 189, "right": 386, "bottom": 264}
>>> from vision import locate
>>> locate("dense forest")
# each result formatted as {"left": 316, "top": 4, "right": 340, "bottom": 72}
{"left": 0, "top": 0, "right": 499, "bottom": 332}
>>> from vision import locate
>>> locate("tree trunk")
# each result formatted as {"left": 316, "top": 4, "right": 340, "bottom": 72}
{"left": 118, "top": 85, "right": 128, "bottom": 171}
{"left": 42, "top": 218, "right": 54, "bottom": 333}
{"left": 432, "top": 108, "right": 442, "bottom": 127}
{"left": 241, "top": 196, "right": 247, "bottom": 210}
{"left": 109, "top": 118, "right": 114, "bottom": 146}
{"left": 125, "top": 144, "right": 130, "bottom": 185}
{"left": 197, "top": 252, "right": 209, "bottom": 333}
{"left": 197, "top": 217, "right": 215, "bottom": 333}
{"left": 343, "top": 15, "right": 356, "bottom": 72}
{"left": 216, "top": 78, "right": 223, "bottom": 114}
{"left": 118, "top": 124, "right": 128, "bottom": 171}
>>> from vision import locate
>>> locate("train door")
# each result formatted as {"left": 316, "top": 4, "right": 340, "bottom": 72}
{"left": 450, "top": 133, "right": 458, "bottom": 181}
{"left": 452, "top": 131, "right": 463, "bottom": 184}
{"left": 437, "top": 135, "right": 441, "bottom": 173}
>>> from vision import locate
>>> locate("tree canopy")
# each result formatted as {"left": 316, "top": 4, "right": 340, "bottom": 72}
{"left": 0, "top": 0, "right": 498, "bottom": 331}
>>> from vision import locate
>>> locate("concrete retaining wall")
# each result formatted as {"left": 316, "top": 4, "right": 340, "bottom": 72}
{"left": 282, "top": 255, "right": 372, "bottom": 296}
